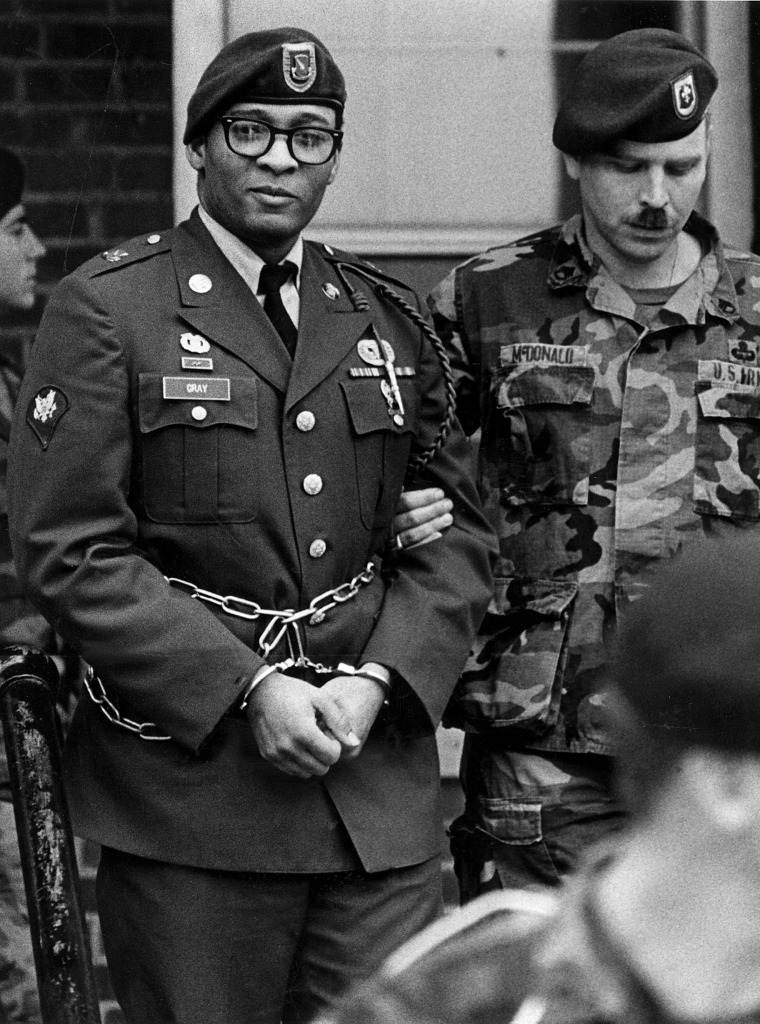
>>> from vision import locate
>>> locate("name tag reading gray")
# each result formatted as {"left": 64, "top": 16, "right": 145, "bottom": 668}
{"left": 163, "top": 377, "right": 231, "bottom": 401}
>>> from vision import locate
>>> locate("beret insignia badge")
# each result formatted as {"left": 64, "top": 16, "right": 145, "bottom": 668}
{"left": 672, "top": 71, "right": 697, "bottom": 119}
{"left": 282, "top": 42, "right": 317, "bottom": 93}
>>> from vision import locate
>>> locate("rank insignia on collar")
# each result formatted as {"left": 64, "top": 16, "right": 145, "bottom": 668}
{"left": 322, "top": 282, "right": 340, "bottom": 301}
{"left": 282, "top": 42, "right": 317, "bottom": 93}
{"left": 26, "top": 387, "right": 69, "bottom": 449}
{"left": 102, "top": 248, "right": 129, "bottom": 263}
{"left": 180, "top": 332, "right": 211, "bottom": 354}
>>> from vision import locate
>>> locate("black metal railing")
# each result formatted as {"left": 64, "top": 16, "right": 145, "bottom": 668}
{"left": 0, "top": 644, "right": 101, "bottom": 1024}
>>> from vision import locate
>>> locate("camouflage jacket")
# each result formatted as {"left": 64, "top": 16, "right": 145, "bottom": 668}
{"left": 429, "top": 213, "right": 760, "bottom": 753}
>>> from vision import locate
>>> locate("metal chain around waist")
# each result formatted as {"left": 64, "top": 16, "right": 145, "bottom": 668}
{"left": 84, "top": 562, "right": 377, "bottom": 741}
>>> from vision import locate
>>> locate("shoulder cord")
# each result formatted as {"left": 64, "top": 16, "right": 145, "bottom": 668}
{"left": 329, "top": 261, "right": 457, "bottom": 480}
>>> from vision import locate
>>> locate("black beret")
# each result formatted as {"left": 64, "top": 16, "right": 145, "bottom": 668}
{"left": 553, "top": 28, "right": 717, "bottom": 155}
{"left": 184, "top": 27, "right": 346, "bottom": 145}
{"left": 0, "top": 147, "right": 24, "bottom": 221}
{"left": 612, "top": 534, "right": 760, "bottom": 752}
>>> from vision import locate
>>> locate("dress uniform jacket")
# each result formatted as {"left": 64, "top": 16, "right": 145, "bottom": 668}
{"left": 428, "top": 212, "right": 760, "bottom": 756}
{"left": 7, "top": 210, "right": 494, "bottom": 873}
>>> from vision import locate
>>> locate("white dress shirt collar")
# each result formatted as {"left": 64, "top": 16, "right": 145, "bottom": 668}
{"left": 197, "top": 204, "right": 303, "bottom": 325}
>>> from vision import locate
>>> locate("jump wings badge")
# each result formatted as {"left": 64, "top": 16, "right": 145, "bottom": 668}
{"left": 27, "top": 386, "right": 69, "bottom": 449}
{"left": 282, "top": 42, "right": 317, "bottom": 93}
{"left": 672, "top": 71, "right": 697, "bottom": 119}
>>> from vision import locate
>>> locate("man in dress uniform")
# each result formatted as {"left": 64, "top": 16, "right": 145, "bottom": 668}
{"left": 0, "top": 146, "right": 48, "bottom": 1024}
{"left": 6, "top": 29, "right": 494, "bottom": 1024}
{"left": 398, "top": 27, "right": 760, "bottom": 896}
{"left": 328, "top": 533, "right": 760, "bottom": 1024}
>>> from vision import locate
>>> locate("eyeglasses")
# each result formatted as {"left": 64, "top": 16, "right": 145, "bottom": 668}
{"left": 217, "top": 117, "right": 343, "bottom": 165}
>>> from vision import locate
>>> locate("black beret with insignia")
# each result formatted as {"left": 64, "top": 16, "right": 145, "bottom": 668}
{"left": 553, "top": 28, "right": 717, "bottom": 155}
{"left": 612, "top": 534, "right": 760, "bottom": 752}
{"left": 0, "top": 147, "right": 24, "bottom": 220}
{"left": 184, "top": 27, "right": 346, "bottom": 144}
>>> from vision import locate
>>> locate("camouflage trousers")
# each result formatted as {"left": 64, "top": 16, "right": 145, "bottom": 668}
{"left": 450, "top": 742, "right": 626, "bottom": 899}
{"left": 0, "top": 799, "right": 40, "bottom": 1023}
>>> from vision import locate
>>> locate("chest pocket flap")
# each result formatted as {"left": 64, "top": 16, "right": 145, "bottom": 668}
{"left": 496, "top": 365, "right": 594, "bottom": 410}
{"left": 340, "top": 378, "right": 418, "bottom": 436}
{"left": 138, "top": 374, "right": 258, "bottom": 432}
{"left": 694, "top": 381, "right": 760, "bottom": 521}
{"left": 137, "top": 374, "right": 259, "bottom": 524}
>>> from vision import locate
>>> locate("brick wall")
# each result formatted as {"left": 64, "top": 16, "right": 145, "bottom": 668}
{"left": 0, "top": 0, "right": 173, "bottom": 370}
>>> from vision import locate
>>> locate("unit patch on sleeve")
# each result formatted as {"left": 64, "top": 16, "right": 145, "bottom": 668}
{"left": 26, "top": 386, "right": 69, "bottom": 449}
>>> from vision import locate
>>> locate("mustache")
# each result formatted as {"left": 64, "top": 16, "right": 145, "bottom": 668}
{"left": 629, "top": 208, "right": 669, "bottom": 230}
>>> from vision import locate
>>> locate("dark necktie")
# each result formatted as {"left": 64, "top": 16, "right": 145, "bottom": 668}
{"left": 258, "top": 261, "right": 298, "bottom": 357}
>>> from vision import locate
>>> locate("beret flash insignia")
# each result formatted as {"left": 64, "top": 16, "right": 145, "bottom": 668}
{"left": 282, "top": 42, "right": 317, "bottom": 93}
{"left": 27, "top": 386, "right": 69, "bottom": 449}
{"left": 672, "top": 71, "right": 697, "bottom": 119}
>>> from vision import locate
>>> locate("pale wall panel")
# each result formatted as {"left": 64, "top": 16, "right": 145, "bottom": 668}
{"left": 227, "top": 0, "right": 558, "bottom": 252}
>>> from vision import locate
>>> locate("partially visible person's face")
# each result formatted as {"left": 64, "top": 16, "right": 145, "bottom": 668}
{"left": 0, "top": 204, "right": 46, "bottom": 311}
{"left": 563, "top": 119, "right": 709, "bottom": 275}
{"left": 186, "top": 101, "right": 340, "bottom": 264}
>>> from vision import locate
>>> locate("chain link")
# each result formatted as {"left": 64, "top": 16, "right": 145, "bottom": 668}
{"left": 83, "top": 667, "right": 171, "bottom": 741}
{"left": 85, "top": 563, "right": 377, "bottom": 740}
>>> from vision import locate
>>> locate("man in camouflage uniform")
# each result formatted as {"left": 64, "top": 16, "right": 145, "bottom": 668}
{"left": 0, "top": 147, "right": 47, "bottom": 1023}
{"left": 398, "top": 27, "right": 760, "bottom": 896}
{"left": 327, "top": 535, "right": 760, "bottom": 1024}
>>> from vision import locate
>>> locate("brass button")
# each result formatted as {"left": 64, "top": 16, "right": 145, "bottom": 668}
{"left": 309, "top": 539, "right": 327, "bottom": 558}
{"left": 296, "top": 411, "right": 316, "bottom": 432}
{"left": 191, "top": 406, "right": 207, "bottom": 421}
{"left": 303, "top": 474, "right": 323, "bottom": 496}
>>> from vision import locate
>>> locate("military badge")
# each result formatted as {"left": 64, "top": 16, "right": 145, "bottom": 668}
{"left": 729, "top": 340, "right": 758, "bottom": 366}
{"left": 26, "top": 387, "right": 69, "bottom": 449}
{"left": 181, "top": 356, "right": 213, "bottom": 371}
{"left": 357, "top": 338, "right": 383, "bottom": 365}
{"left": 101, "top": 248, "right": 129, "bottom": 263}
{"left": 180, "top": 333, "right": 211, "bottom": 354}
{"left": 322, "top": 282, "right": 340, "bottom": 301}
{"left": 282, "top": 42, "right": 317, "bottom": 94}
{"left": 672, "top": 71, "right": 697, "bottom": 119}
